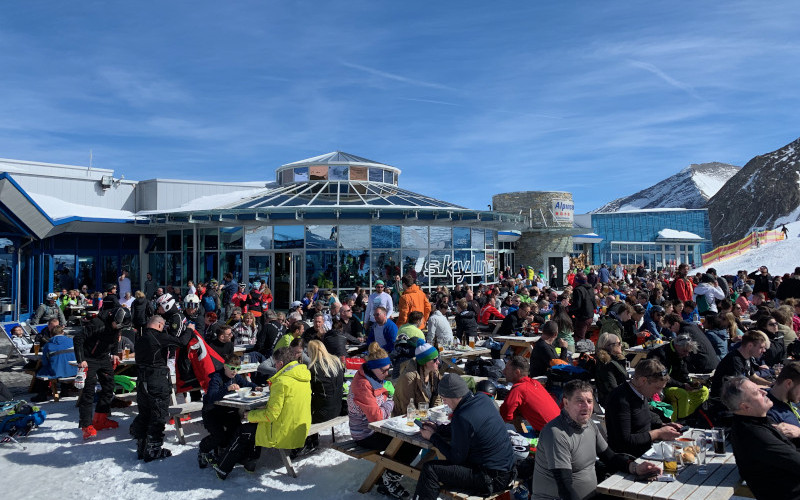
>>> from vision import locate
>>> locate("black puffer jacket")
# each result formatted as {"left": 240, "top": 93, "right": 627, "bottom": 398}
{"left": 74, "top": 316, "right": 117, "bottom": 362}
{"left": 309, "top": 363, "right": 344, "bottom": 423}
{"left": 323, "top": 328, "right": 348, "bottom": 358}
{"left": 131, "top": 297, "right": 152, "bottom": 329}
{"left": 455, "top": 310, "right": 478, "bottom": 340}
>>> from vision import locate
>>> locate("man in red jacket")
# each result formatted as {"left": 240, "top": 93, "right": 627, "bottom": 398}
{"left": 397, "top": 274, "right": 431, "bottom": 326}
{"left": 671, "top": 263, "right": 694, "bottom": 302}
{"left": 499, "top": 356, "right": 560, "bottom": 433}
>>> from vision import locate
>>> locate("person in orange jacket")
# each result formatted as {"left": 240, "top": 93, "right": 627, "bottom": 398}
{"left": 397, "top": 273, "right": 432, "bottom": 326}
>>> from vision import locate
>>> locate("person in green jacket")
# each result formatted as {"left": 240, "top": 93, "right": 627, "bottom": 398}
{"left": 213, "top": 347, "right": 312, "bottom": 479}
{"left": 397, "top": 310, "right": 426, "bottom": 343}
{"left": 274, "top": 321, "right": 305, "bottom": 351}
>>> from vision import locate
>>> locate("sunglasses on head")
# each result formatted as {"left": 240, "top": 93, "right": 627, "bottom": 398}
{"left": 225, "top": 364, "right": 241, "bottom": 372}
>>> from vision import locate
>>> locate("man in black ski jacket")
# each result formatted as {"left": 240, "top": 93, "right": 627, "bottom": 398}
{"left": 74, "top": 313, "right": 120, "bottom": 439}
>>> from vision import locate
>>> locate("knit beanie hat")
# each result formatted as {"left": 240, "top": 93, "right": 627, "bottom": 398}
{"left": 438, "top": 373, "right": 469, "bottom": 399}
{"left": 415, "top": 339, "right": 439, "bottom": 365}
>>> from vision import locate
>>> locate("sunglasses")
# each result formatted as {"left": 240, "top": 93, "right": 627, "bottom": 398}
{"left": 767, "top": 322, "right": 778, "bottom": 326}
{"left": 225, "top": 364, "right": 241, "bottom": 372}
{"left": 379, "top": 366, "right": 392, "bottom": 374}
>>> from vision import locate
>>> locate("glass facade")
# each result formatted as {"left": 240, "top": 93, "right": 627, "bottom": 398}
{"left": 591, "top": 209, "right": 712, "bottom": 269}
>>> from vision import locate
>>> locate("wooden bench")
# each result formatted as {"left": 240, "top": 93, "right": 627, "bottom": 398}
{"left": 35, "top": 375, "right": 77, "bottom": 401}
{"left": 330, "top": 438, "right": 380, "bottom": 459}
{"left": 277, "top": 415, "right": 354, "bottom": 478}
{"left": 168, "top": 401, "right": 204, "bottom": 444}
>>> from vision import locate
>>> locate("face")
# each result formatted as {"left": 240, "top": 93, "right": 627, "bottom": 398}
{"left": 606, "top": 337, "right": 622, "bottom": 357}
{"left": 11, "top": 326, "right": 23, "bottom": 337}
{"left": 675, "top": 343, "right": 692, "bottom": 358}
{"left": 231, "top": 311, "right": 242, "bottom": 322}
{"left": 374, "top": 308, "right": 387, "bottom": 324}
{"left": 638, "top": 376, "right": 668, "bottom": 399}
{"left": 766, "top": 319, "right": 779, "bottom": 332}
{"left": 739, "top": 379, "right": 772, "bottom": 416}
{"left": 374, "top": 283, "right": 384, "bottom": 293}
{"left": 341, "top": 306, "right": 352, "bottom": 319}
{"left": 313, "top": 316, "right": 325, "bottom": 330}
{"left": 517, "top": 307, "right": 529, "bottom": 319}
{"left": 152, "top": 321, "right": 165, "bottom": 332}
{"left": 503, "top": 363, "right": 522, "bottom": 383}
{"left": 563, "top": 389, "right": 594, "bottom": 425}
{"left": 787, "top": 380, "right": 800, "bottom": 403}
{"left": 223, "top": 364, "right": 239, "bottom": 378}
{"left": 425, "top": 357, "right": 440, "bottom": 372}
{"left": 733, "top": 304, "right": 742, "bottom": 316}
{"left": 674, "top": 302, "right": 683, "bottom": 313}
{"left": 372, "top": 364, "right": 391, "bottom": 381}
{"left": 745, "top": 340, "right": 767, "bottom": 358}
{"left": 218, "top": 329, "right": 233, "bottom": 343}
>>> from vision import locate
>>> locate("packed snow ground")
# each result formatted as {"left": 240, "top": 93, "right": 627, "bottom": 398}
{"left": 0, "top": 372, "right": 418, "bottom": 500}
{"left": 696, "top": 220, "right": 800, "bottom": 277}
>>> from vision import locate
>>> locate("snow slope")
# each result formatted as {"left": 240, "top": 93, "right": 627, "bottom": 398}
{"left": 593, "top": 162, "right": 739, "bottom": 213}
{"left": 0, "top": 394, "right": 407, "bottom": 500}
{"left": 696, "top": 220, "right": 800, "bottom": 276}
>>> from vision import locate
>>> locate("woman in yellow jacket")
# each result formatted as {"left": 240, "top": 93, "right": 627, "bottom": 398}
{"left": 213, "top": 347, "right": 311, "bottom": 479}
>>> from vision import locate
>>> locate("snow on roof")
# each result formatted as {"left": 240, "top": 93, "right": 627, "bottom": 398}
{"left": 657, "top": 228, "right": 703, "bottom": 240}
{"left": 139, "top": 187, "right": 269, "bottom": 214}
{"left": 610, "top": 207, "right": 694, "bottom": 214}
{"left": 28, "top": 192, "right": 136, "bottom": 221}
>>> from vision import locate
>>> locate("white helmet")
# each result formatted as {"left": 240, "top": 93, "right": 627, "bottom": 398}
{"left": 184, "top": 294, "right": 200, "bottom": 307}
{"left": 46, "top": 292, "right": 58, "bottom": 300}
{"left": 156, "top": 293, "right": 175, "bottom": 311}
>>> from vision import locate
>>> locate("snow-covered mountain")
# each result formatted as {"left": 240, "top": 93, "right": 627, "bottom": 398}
{"left": 708, "top": 137, "right": 800, "bottom": 245}
{"left": 592, "top": 162, "right": 740, "bottom": 213}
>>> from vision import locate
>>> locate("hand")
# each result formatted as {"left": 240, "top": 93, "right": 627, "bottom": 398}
{"left": 635, "top": 461, "right": 661, "bottom": 477}
{"left": 79, "top": 361, "right": 88, "bottom": 369}
{"left": 774, "top": 422, "right": 800, "bottom": 439}
{"left": 419, "top": 422, "right": 436, "bottom": 440}
{"left": 228, "top": 384, "right": 240, "bottom": 392}
{"left": 559, "top": 338, "right": 568, "bottom": 349}
{"left": 111, "top": 355, "right": 121, "bottom": 364}
{"left": 654, "top": 425, "right": 682, "bottom": 441}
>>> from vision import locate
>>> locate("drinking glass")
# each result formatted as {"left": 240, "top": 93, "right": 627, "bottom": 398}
{"left": 692, "top": 431, "right": 707, "bottom": 474}
{"left": 33, "top": 342, "right": 40, "bottom": 355}
{"left": 418, "top": 402, "right": 429, "bottom": 419}
{"left": 711, "top": 428, "right": 726, "bottom": 455}
{"left": 663, "top": 442, "right": 681, "bottom": 474}
{"left": 406, "top": 406, "right": 416, "bottom": 426}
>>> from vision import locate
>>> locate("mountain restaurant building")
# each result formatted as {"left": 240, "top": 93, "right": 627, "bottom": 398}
{"left": 0, "top": 152, "right": 524, "bottom": 321}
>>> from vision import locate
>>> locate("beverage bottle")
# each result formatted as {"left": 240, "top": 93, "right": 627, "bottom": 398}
{"left": 74, "top": 365, "right": 88, "bottom": 390}
{"left": 406, "top": 398, "right": 417, "bottom": 424}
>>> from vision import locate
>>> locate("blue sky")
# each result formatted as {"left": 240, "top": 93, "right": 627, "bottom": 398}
{"left": 1, "top": 2, "right": 799, "bottom": 213}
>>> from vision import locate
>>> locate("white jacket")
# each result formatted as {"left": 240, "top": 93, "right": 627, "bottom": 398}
{"left": 693, "top": 283, "right": 725, "bottom": 313}
{"left": 426, "top": 310, "right": 454, "bottom": 345}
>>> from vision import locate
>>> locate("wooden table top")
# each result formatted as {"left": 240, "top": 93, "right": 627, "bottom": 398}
{"left": 215, "top": 391, "right": 270, "bottom": 410}
{"left": 494, "top": 335, "right": 540, "bottom": 344}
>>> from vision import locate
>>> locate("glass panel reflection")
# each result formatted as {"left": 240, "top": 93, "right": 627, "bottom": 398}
{"left": 372, "top": 225, "right": 401, "bottom": 248}
{"left": 245, "top": 227, "right": 273, "bottom": 250}
{"left": 402, "top": 226, "right": 428, "bottom": 248}
{"left": 453, "top": 227, "right": 470, "bottom": 249}
{"left": 372, "top": 250, "right": 400, "bottom": 283}
{"left": 306, "top": 225, "right": 338, "bottom": 249}
{"left": 340, "top": 250, "right": 370, "bottom": 290}
{"left": 274, "top": 225, "right": 304, "bottom": 249}
{"left": 307, "top": 251, "right": 337, "bottom": 290}
{"left": 339, "top": 225, "right": 370, "bottom": 248}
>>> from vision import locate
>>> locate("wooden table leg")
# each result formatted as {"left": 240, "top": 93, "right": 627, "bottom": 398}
{"left": 629, "top": 353, "right": 646, "bottom": 367}
{"left": 357, "top": 437, "right": 402, "bottom": 493}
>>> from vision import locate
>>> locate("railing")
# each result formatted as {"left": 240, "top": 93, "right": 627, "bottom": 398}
{"left": 701, "top": 229, "right": 785, "bottom": 265}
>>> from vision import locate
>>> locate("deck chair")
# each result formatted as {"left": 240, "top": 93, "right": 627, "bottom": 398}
{"left": 0, "top": 322, "right": 32, "bottom": 366}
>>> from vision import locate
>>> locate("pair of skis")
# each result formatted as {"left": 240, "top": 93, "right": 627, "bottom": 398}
{"left": 1, "top": 420, "right": 35, "bottom": 450}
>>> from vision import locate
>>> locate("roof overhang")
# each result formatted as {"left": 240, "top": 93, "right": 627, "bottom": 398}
{"left": 573, "top": 233, "right": 604, "bottom": 244}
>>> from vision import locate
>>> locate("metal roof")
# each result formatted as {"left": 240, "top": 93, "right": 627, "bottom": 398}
{"left": 280, "top": 151, "right": 395, "bottom": 170}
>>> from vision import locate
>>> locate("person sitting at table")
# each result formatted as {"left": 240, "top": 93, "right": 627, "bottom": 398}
{"left": 397, "top": 310, "right": 426, "bottom": 344}
{"left": 213, "top": 347, "right": 312, "bottom": 480}
{"left": 595, "top": 332, "right": 629, "bottom": 409}
{"left": 478, "top": 298, "right": 505, "bottom": 329}
{"left": 414, "top": 373, "right": 516, "bottom": 500}
{"left": 454, "top": 298, "right": 479, "bottom": 345}
{"left": 392, "top": 339, "right": 442, "bottom": 417}
{"left": 303, "top": 312, "right": 328, "bottom": 345}
{"left": 231, "top": 311, "right": 259, "bottom": 346}
{"left": 709, "top": 330, "right": 772, "bottom": 401}
{"left": 662, "top": 313, "right": 718, "bottom": 373}
{"left": 529, "top": 321, "right": 569, "bottom": 377}
{"left": 198, "top": 353, "right": 260, "bottom": 469}
{"left": 366, "top": 306, "right": 399, "bottom": 353}
{"left": 200, "top": 311, "right": 221, "bottom": 339}
{"left": 207, "top": 324, "right": 234, "bottom": 359}
{"left": 9, "top": 325, "right": 33, "bottom": 353}
{"left": 225, "top": 307, "right": 243, "bottom": 327}
{"left": 605, "top": 358, "right": 682, "bottom": 457}
{"left": 532, "top": 380, "right": 661, "bottom": 500}
{"left": 426, "top": 300, "right": 454, "bottom": 346}
{"left": 32, "top": 325, "right": 78, "bottom": 402}
{"left": 275, "top": 321, "right": 304, "bottom": 351}
{"left": 348, "top": 342, "right": 420, "bottom": 498}
{"left": 303, "top": 340, "right": 344, "bottom": 453}
{"left": 723, "top": 376, "right": 800, "bottom": 500}
{"left": 647, "top": 334, "right": 709, "bottom": 421}
{"left": 35, "top": 317, "right": 62, "bottom": 345}
{"left": 256, "top": 310, "right": 286, "bottom": 358}
{"left": 600, "top": 302, "right": 634, "bottom": 346}
{"left": 766, "top": 360, "right": 800, "bottom": 446}
{"left": 339, "top": 303, "right": 365, "bottom": 345}
{"left": 496, "top": 301, "right": 531, "bottom": 338}
{"left": 499, "top": 355, "right": 559, "bottom": 434}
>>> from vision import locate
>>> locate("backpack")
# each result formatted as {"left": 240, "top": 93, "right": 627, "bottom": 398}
{"left": 696, "top": 293, "right": 711, "bottom": 314}
{"left": 464, "top": 358, "right": 503, "bottom": 380}
{"left": 545, "top": 364, "right": 590, "bottom": 401}
{"left": 576, "top": 352, "right": 598, "bottom": 379}
{"left": 202, "top": 294, "right": 216, "bottom": 313}
{"left": 0, "top": 400, "right": 47, "bottom": 436}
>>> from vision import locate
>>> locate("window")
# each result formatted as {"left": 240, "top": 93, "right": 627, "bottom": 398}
{"left": 339, "top": 250, "right": 369, "bottom": 289}
{"left": 383, "top": 170, "right": 393, "bottom": 184}
{"left": 293, "top": 167, "right": 309, "bottom": 182}
{"left": 453, "top": 227, "right": 470, "bottom": 249}
{"left": 372, "top": 250, "right": 400, "bottom": 283}
{"left": 350, "top": 166, "right": 367, "bottom": 181}
{"left": 220, "top": 252, "right": 242, "bottom": 283}
{"left": 309, "top": 166, "right": 327, "bottom": 180}
{"left": 402, "top": 226, "right": 428, "bottom": 248}
{"left": 200, "top": 228, "right": 218, "bottom": 251}
{"left": 245, "top": 226, "right": 273, "bottom": 250}
{"left": 339, "top": 225, "right": 370, "bottom": 248}
{"left": 306, "top": 225, "right": 338, "bottom": 249}
{"left": 306, "top": 251, "right": 337, "bottom": 289}
{"left": 220, "top": 227, "right": 243, "bottom": 250}
{"left": 369, "top": 168, "right": 383, "bottom": 183}
{"left": 429, "top": 227, "right": 452, "bottom": 249}
{"left": 471, "top": 229, "right": 485, "bottom": 250}
{"left": 274, "top": 225, "right": 304, "bottom": 249}
{"left": 371, "top": 225, "right": 401, "bottom": 249}
{"left": 329, "top": 165, "right": 348, "bottom": 180}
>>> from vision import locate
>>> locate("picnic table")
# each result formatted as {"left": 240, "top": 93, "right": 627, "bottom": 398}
{"left": 597, "top": 430, "right": 745, "bottom": 500}
{"left": 355, "top": 413, "right": 447, "bottom": 493}
{"left": 625, "top": 343, "right": 661, "bottom": 367}
{"left": 438, "top": 347, "right": 492, "bottom": 375}
{"left": 494, "top": 335, "right": 540, "bottom": 357}
{"left": 215, "top": 390, "right": 270, "bottom": 411}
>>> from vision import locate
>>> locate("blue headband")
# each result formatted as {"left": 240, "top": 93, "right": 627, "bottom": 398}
{"left": 365, "top": 357, "right": 391, "bottom": 370}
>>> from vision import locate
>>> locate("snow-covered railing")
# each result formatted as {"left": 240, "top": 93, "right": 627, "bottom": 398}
{"left": 702, "top": 229, "right": 784, "bottom": 265}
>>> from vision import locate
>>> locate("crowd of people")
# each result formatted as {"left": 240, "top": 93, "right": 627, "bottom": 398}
{"left": 10, "top": 261, "right": 800, "bottom": 500}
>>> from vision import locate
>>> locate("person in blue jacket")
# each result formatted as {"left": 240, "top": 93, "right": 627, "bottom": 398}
{"left": 366, "top": 306, "right": 398, "bottom": 353}
{"left": 197, "top": 353, "right": 259, "bottom": 469}
{"left": 415, "top": 374, "right": 516, "bottom": 500}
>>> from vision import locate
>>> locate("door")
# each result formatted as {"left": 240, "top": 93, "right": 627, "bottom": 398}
{"left": 274, "top": 252, "right": 294, "bottom": 310}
